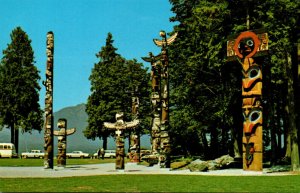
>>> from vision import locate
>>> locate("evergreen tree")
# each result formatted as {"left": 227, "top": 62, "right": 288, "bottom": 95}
{"left": 0, "top": 27, "right": 43, "bottom": 153}
{"left": 123, "top": 59, "right": 151, "bottom": 133}
{"left": 168, "top": 0, "right": 238, "bottom": 158}
{"left": 84, "top": 33, "right": 150, "bottom": 149}
{"left": 168, "top": 0, "right": 299, "bottom": 167}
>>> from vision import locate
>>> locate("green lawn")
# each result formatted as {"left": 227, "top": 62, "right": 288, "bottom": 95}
{"left": 1, "top": 159, "right": 300, "bottom": 192}
{"left": 1, "top": 175, "right": 300, "bottom": 192}
{"left": 0, "top": 158, "right": 115, "bottom": 167}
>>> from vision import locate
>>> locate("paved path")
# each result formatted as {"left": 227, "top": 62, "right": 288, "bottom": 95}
{"left": 0, "top": 163, "right": 294, "bottom": 178}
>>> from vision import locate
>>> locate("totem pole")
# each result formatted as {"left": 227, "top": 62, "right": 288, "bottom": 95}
{"left": 142, "top": 52, "right": 162, "bottom": 155}
{"left": 53, "top": 119, "right": 76, "bottom": 167}
{"left": 227, "top": 31, "right": 268, "bottom": 171}
{"left": 153, "top": 31, "right": 177, "bottom": 168}
{"left": 43, "top": 31, "right": 54, "bottom": 169}
{"left": 128, "top": 87, "right": 140, "bottom": 162}
{"left": 103, "top": 112, "right": 139, "bottom": 170}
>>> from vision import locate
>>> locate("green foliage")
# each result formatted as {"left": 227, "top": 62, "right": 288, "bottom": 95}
{"left": 168, "top": 0, "right": 300, "bottom": 160}
{"left": 0, "top": 27, "right": 43, "bottom": 133}
{"left": 84, "top": 33, "right": 150, "bottom": 142}
{"left": 168, "top": 0, "right": 240, "bottom": 157}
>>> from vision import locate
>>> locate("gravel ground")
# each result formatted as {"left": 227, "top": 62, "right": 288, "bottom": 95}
{"left": 0, "top": 163, "right": 296, "bottom": 178}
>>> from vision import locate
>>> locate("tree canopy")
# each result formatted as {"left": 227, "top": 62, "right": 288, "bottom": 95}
{"left": 84, "top": 33, "right": 150, "bottom": 149}
{"left": 0, "top": 26, "right": 43, "bottom": 153}
{"left": 167, "top": 0, "right": 300, "bottom": 168}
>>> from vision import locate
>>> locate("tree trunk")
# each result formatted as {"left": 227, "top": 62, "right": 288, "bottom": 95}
{"left": 286, "top": 52, "right": 299, "bottom": 171}
{"left": 270, "top": 102, "right": 278, "bottom": 165}
{"left": 210, "top": 126, "right": 218, "bottom": 159}
{"left": 128, "top": 130, "right": 131, "bottom": 153}
{"left": 297, "top": 43, "right": 300, "bottom": 152}
{"left": 276, "top": 102, "right": 283, "bottom": 158}
{"left": 285, "top": 132, "right": 291, "bottom": 158}
{"left": 270, "top": 120, "right": 278, "bottom": 165}
{"left": 102, "top": 134, "right": 108, "bottom": 150}
{"left": 230, "top": 127, "right": 242, "bottom": 159}
{"left": 14, "top": 128, "right": 19, "bottom": 154}
{"left": 10, "top": 124, "right": 15, "bottom": 146}
{"left": 201, "top": 131, "right": 209, "bottom": 159}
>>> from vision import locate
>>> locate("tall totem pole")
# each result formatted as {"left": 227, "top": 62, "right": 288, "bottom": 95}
{"left": 227, "top": 30, "right": 268, "bottom": 171}
{"left": 128, "top": 87, "right": 140, "bottom": 162}
{"left": 43, "top": 31, "right": 54, "bottom": 169}
{"left": 142, "top": 52, "right": 161, "bottom": 155}
{"left": 153, "top": 31, "right": 177, "bottom": 168}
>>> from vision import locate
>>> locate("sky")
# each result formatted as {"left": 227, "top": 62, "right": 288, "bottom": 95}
{"left": 0, "top": 0, "right": 177, "bottom": 112}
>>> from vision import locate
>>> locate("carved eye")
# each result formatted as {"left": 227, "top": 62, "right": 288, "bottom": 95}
{"left": 249, "top": 110, "right": 261, "bottom": 122}
{"left": 247, "top": 39, "right": 254, "bottom": 46}
{"left": 248, "top": 66, "right": 261, "bottom": 79}
{"left": 249, "top": 68, "right": 258, "bottom": 78}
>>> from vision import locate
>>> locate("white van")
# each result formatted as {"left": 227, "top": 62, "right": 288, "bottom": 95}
{"left": 0, "top": 143, "right": 18, "bottom": 158}
{"left": 104, "top": 150, "right": 116, "bottom": 158}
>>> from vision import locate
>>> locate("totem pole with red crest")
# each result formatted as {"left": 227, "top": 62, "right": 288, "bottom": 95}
{"left": 227, "top": 31, "right": 268, "bottom": 171}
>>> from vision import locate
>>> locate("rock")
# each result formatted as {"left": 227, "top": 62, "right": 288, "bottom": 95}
{"left": 187, "top": 155, "right": 235, "bottom": 172}
{"left": 207, "top": 161, "right": 218, "bottom": 170}
{"left": 265, "top": 165, "right": 291, "bottom": 173}
{"left": 215, "top": 155, "right": 234, "bottom": 168}
{"left": 188, "top": 159, "right": 209, "bottom": 172}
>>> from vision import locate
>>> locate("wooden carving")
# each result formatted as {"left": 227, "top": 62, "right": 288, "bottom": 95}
{"left": 228, "top": 30, "right": 268, "bottom": 171}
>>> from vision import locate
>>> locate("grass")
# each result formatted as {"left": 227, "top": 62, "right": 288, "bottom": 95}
{"left": 0, "top": 158, "right": 115, "bottom": 167}
{"left": 1, "top": 158, "right": 300, "bottom": 192}
{"left": 0, "top": 157, "right": 188, "bottom": 168}
{"left": 1, "top": 175, "right": 300, "bottom": 192}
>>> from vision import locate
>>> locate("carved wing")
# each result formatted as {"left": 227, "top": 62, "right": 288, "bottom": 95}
{"left": 125, "top": 119, "right": 140, "bottom": 129}
{"left": 142, "top": 54, "right": 162, "bottom": 63}
{"left": 103, "top": 122, "right": 116, "bottom": 129}
{"left": 153, "top": 32, "right": 178, "bottom": 47}
{"left": 154, "top": 54, "right": 162, "bottom": 61}
{"left": 167, "top": 32, "right": 178, "bottom": 45}
{"left": 53, "top": 130, "right": 60, "bottom": 136}
{"left": 67, "top": 128, "right": 76, "bottom": 135}
{"left": 141, "top": 57, "right": 152, "bottom": 62}
{"left": 153, "top": 39, "right": 163, "bottom": 47}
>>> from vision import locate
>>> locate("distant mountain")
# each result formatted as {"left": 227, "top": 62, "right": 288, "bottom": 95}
{"left": 0, "top": 104, "right": 150, "bottom": 155}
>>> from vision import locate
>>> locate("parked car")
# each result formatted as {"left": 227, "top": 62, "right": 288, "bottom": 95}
{"left": 66, "top": 151, "right": 90, "bottom": 158}
{"left": 21, "top": 150, "right": 44, "bottom": 159}
{"left": 93, "top": 150, "right": 116, "bottom": 158}
{"left": 104, "top": 150, "right": 116, "bottom": 158}
{"left": 0, "top": 143, "right": 18, "bottom": 158}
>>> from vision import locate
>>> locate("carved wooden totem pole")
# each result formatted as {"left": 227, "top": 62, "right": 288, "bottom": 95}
{"left": 104, "top": 112, "right": 139, "bottom": 170}
{"left": 142, "top": 52, "right": 162, "bottom": 155}
{"left": 128, "top": 87, "right": 140, "bottom": 162}
{"left": 227, "top": 31, "right": 268, "bottom": 171}
{"left": 153, "top": 31, "right": 177, "bottom": 168}
{"left": 54, "top": 119, "right": 76, "bottom": 167}
{"left": 43, "top": 31, "right": 54, "bottom": 169}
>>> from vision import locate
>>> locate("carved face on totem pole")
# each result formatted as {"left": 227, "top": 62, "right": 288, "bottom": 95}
{"left": 233, "top": 31, "right": 260, "bottom": 59}
{"left": 242, "top": 107, "right": 263, "bottom": 167}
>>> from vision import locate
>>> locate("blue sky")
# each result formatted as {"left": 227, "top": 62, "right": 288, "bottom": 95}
{"left": 0, "top": 0, "right": 177, "bottom": 112}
